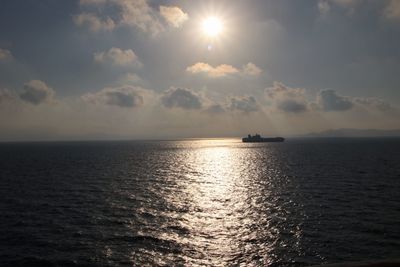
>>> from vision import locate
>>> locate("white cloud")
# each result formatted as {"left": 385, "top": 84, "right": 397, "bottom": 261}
{"left": 159, "top": 6, "right": 188, "bottom": 28}
{"left": 20, "top": 80, "right": 55, "bottom": 105}
{"left": 73, "top": 13, "right": 115, "bottom": 32}
{"left": 82, "top": 86, "right": 146, "bottom": 108}
{"left": 0, "top": 48, "right": 13, "bottom": 61}
{"left": 113, "top": 0, "right": 163, "bottom": 35}
{"left": 187, "top": 62, "right": 262, "bottom": 78}
{"left": 242, "top": 63, "right": 262, "bottom": 76}
{"left": 94, "top": 47, "right": 141, "bottom": 67}
{"left": 186, "top": 62, "right": 239, "bottom": 78}
{"left": 384, "top": 0, "right": 400, "bottom": 20}
{"left": 75, "top": 0, "right": 189, "bottom": 34}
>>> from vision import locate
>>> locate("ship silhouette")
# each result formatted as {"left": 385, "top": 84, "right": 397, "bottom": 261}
{"left": 242, "top": 134, "right": 284, "bottom": 143}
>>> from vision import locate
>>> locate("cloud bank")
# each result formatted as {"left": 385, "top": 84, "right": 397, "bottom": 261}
{"left": 82, "top": 86, "right": 145, "bottom": 108}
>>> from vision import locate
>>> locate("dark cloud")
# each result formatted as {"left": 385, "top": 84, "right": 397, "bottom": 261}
{"left": 82, "top": 86, "right": 145, "bottom": 108}
{"left": 204, "top": 104, "right": 225, "bottom": 114}
{"left": 161, "top": 88, "right": 202, "bottom": 109}
{"left": 277, "top": 100, "right": 308, "bottom": 113}
{"left": 20, "top": 80, "right": 55, "bottom": 105}
{"left": 265, "top": 82, "right": 308, "bottom": 113}
{"left": 229, "top": 96, "right": 259, "bottom": 113}
{"left": 317, "top": 89, "right": 353, "bottom": 111}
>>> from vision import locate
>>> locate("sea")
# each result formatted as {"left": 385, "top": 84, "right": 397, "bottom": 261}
{"left": 0, "top": 138, "right": 399, "bottom": 266}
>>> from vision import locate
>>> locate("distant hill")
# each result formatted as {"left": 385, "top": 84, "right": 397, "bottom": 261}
{"left": 304, "top": 128, "right": 400, "bottom": 137}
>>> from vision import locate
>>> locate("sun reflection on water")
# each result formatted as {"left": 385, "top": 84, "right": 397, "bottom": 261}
{"left": 148, "top": 139, "right": 305, "bottom": 266}
{"left": 168, "top": 139, "right": 270, "bottom": 265}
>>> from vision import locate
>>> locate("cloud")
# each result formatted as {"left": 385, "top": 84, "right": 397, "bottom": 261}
{"left": 0, "top": 89, "right": 16, "bottom": 104}
{"left": 354, "top": 97, "right": 394, "bottom": 112}
{"left": 186, "top": 62, "right": 262, "bottom": 78}
{"left": 384, "top": 0, "right": 400, "bottom": 20}
{"left": 113, "top": 0, "right": 163, "bottom": 34}
{"left": 73, "top": 13, "right": 115, "bottom": 32}
{"left": 0, "top": 48, "right": 13, "bottom": 61}
{"left": 318, "top": 1, "right": 331, "bottom": 15}
{"left": 94, "top": 47, "right": 141, "bottom": 67}
{"left": 316, "top": 89, "right": 353, "bottom": 111}
{"left": 75, "top": 0, "right": 189, "bottom": 34}
{"left": 312, "top": 88, "right": 395, "bottom": 113}
{"left": 204, "top": 104, "right": 226, "bottom": 114}
{"left": 20, "top": 80, "right": 55, "bottom": 105}
{"left": 161, "top": 88, "right": 202, "bottom": 110}
{"left": 82, "top": 86, "right": 145, "bottom": 108}
{"left": 265, "top": 82, "right": 308, "bottom": 113}
{"left": 159, "top": 6, "right": 188, "bottom": 28}
{"left": 229, "top": 96, "right": 259, "bottom": 113}
{"left": 79, "top": 0, "right": 107, "bottom": 5}
{"left": 318, "top": 0, "right": 359, "bottom": 15}
{"left": 186, "top": 63, "right": 239, "bottom": 78}
{"left": 118, "top": 72, "right": 144, "bottom": 85}
{"left": 277, "top": 100, "right": 308, "bottom": 113}
{"left": 265, "top": 82, "right": 394, "bottom": 114}
{"left": 242, "top": 63, "right": 262, "bottom": 76}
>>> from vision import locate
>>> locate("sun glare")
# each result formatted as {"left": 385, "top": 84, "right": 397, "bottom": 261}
{"left": 202, "top": 16, "right": 223, "bottom": 37}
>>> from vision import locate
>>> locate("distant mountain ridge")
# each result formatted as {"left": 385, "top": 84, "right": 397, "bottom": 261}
{"left": 304, "top": 128, "right": 400, "bottom": 137}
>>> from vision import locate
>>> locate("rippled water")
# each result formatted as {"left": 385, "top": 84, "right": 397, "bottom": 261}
{"left": 0, "top": 138, "right": 399, "bottom": 266}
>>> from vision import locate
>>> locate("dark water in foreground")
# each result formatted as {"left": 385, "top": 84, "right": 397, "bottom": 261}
{"left": 0, "top": 138, "right": 399, "bottom": 266}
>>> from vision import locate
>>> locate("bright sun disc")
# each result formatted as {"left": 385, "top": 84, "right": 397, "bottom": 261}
{"left": 202, "top": 16, "right": 223, "bottom": 37}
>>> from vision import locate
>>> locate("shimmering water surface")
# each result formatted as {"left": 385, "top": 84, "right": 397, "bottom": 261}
{"left": 0, "top": 138, "right": 399, "bottom": 266}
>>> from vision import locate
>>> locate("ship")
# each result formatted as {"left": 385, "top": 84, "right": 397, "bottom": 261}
{"left": 242, "top": 134, "right": 284, "bottom": 143}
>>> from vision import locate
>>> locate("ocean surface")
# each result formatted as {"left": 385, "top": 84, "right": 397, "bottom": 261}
{"left": 0, "top": 138, "right": 399, "bottom": 266}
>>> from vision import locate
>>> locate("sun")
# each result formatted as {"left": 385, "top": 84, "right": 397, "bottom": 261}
{"left": 202, "top": 16, "right": 223, "bottom": 38}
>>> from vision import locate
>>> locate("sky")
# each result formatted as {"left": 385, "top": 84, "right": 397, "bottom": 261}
{"left": 0, "top": 0, "right": 399, "bottom": 141}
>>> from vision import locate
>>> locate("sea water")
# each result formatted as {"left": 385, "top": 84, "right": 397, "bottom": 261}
{"left": 0, "top": 138, "right": 399, "bottom": 266}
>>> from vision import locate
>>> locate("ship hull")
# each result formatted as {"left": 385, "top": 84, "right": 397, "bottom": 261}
{"left": 242, "top": 137, "right": 285, "bottom": 143}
